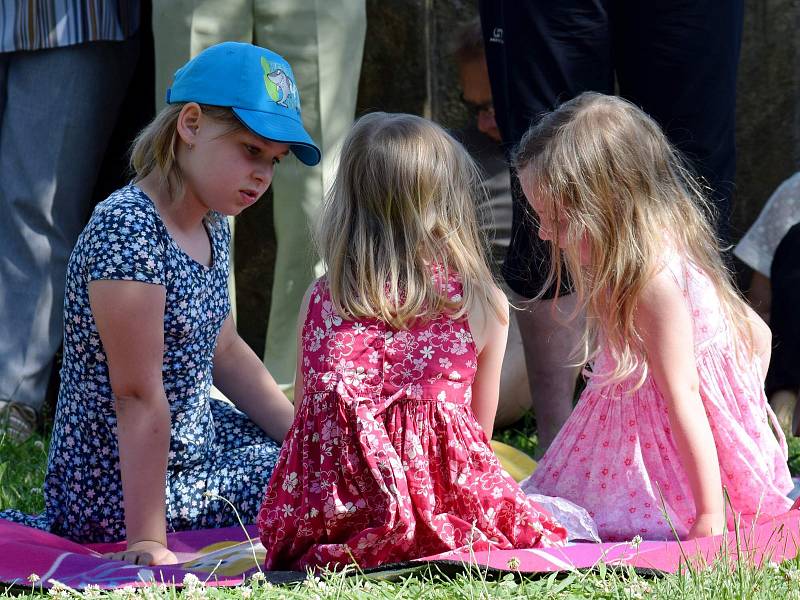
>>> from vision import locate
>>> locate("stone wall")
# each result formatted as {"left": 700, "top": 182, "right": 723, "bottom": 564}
{"left": 735, "top": 0, "right": 800, "bottom": 233}
{"left": 236, "top": 0, "right": 800, "bottom": 350}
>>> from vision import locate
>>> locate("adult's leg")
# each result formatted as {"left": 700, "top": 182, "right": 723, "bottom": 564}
{"left": 494, "top": 310, "right": 531, "bottom": 428}
{"left": 767, "top": 223, "right": 800, "bottom": 435}
{"left": 613, "top": 0, "right": 744, "bottom": 244}
{"left": 0, "top": 41, "right": 136, "bottom": 421}
{"left": 152, "top": 0, "right": 252, "bottom": 323}
{"left": 479, "top": 0, "right": 611, "bottom": 450}
{"left": 152, "top": 0, "right": 253, "bottom": 109}
{"left": 257, "top": 0, "right": 366, "bottom": 388}
{"left": 512, "top": 294, "right": 584, "bottom": 451}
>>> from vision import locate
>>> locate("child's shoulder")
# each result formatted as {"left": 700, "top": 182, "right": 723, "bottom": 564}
{"left": 300, "top": 277, "right": 329, "bottom": 312}
{"left": 89, "top": 184, "right": 159, "bottom": 230}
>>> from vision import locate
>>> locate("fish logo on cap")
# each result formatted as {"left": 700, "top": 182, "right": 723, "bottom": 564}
{"left": 261, "top": 56, "right": 299, "bottom": 113}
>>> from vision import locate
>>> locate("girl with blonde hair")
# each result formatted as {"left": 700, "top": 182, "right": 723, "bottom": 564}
{"left": 258, "top": 112, "right": 566, "bottom": 570}
{"left": 519, "top": 92, "right": 793, "bottom": 541}
{"left": 1, "top": 42, "right": 318, "bottom": 565}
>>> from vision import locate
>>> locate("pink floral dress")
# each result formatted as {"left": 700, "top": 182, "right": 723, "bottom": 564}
{"left": 523, "top": 254, "right": 793, "bottom": 541}
{"left": 258, "top": 274, "right": 566, "bottom": 570}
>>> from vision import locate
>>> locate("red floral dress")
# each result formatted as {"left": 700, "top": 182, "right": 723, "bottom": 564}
{"left": 258, "top": 275, "right": 566, "bottom": 570}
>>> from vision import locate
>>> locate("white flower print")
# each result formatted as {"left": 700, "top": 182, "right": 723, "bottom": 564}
{"left": 321, "top": 420, "right": 340, "bottom": 442}
{"left": 282, "top": 472, "right": 299, "bottom": 493}
{"left": 321, "top": 300, "right": 342, "bottom": 329}
{"left": 389, "top": 357, "right": 425, "bottom": 387}
{"left": 308, "top": 326, "right": 326, "bottom": 352}
{"left": 327, "top": 331, "right": 355, "bottom": 360}
{"left": 406, "top": 383, "right": 423, "bottom": 400}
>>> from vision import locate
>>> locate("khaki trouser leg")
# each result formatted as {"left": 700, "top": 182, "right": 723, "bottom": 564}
{"left": 152, "top": 1, "right": 365, "bottom": 388}
{"left": 257, "top": 0, "right": 366, "bottom": 387}
{"left": 153, "top": 1, "right": 255, "bottom": 321}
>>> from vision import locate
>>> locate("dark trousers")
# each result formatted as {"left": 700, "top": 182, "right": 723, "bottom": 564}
{"left": 768, "top": 222, "right": 800, "bottom": 395}
{"left": 480, "top": 0, "right": 744, "bottom": 299}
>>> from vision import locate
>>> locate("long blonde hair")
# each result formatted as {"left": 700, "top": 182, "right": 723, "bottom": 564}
{"left": 130, "top": 103, "right": 244, "bottom": 200}
{"left": 317, "top": 112, "right": 503, "bottom": 328}
{"left": 514, "top": 92, "right": 754, "bottom": 385}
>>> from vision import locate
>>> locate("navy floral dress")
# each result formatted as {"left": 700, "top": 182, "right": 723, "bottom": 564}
{"left": 0, "top": 185, "right": 281, "bottom": 542}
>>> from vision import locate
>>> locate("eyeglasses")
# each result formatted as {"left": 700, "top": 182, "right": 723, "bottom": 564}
{"left": 460, "top": 93, "right": 495, "bottom": 118}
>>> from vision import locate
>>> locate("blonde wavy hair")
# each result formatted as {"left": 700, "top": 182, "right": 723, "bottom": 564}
{"left": 130, "top": 103, "right": 244, "bottom": 200}
{"left": 514, "top": 92, "right": 754, "bottom": 386}
{"left": 317, "top": 112, "right": 503, "bottom": 328}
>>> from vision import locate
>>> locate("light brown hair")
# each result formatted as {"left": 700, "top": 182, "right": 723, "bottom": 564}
{"left": 514, "top": 92, "right": 754, "bottom": 385}
{"left": 317, "top": 112, "right": 504, "bottom": 328}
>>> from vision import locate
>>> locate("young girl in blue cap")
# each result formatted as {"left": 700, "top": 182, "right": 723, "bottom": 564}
{"left": 0, "top": 42, "right": 320, "bottom": 566}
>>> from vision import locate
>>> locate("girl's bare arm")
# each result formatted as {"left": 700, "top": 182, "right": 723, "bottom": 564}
{"left": 636, "top": 270, "right": 724, "bottom": 539}
{"left": 88, "top": 279, "right": 177, "bottom": 566}
{"left": 468, "top": 287, "right": 510, "bottom": 439}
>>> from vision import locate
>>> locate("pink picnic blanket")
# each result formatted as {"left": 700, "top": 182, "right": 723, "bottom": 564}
{"left": 2, "top": 508, "right": 800, "bottom": 590}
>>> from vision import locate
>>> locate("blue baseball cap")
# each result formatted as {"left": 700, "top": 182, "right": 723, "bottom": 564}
{"left": 166, "top": 41, "right": 321, "bottom": 166}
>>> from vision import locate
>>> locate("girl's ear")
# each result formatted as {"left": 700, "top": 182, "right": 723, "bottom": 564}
{"left": 176, "top": 102, "right": 202, "bottom": 146}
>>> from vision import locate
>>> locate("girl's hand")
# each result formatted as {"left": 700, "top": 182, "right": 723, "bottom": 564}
{"left": 104, "top": 540, "right": 178, "bottom": 565}
{"left": 686, "top": 512, "right": 726, "bottom": 540}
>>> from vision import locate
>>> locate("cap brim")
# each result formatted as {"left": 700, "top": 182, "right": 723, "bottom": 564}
{"left": 232, "top": 107, "right": 321, "bottom": 166}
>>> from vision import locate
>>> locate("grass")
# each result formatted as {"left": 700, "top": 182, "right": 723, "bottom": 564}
{"left": 3, "top": 420, "right": 800, "bottom": 599}
{"left": 493, "top": 411, "right": 540, "bottom": 459}
{"left": 5, "top": 555, "right": 800, "bottom": 599}
{"left": 0, "top": 431, "right": 48, "bottom": 514}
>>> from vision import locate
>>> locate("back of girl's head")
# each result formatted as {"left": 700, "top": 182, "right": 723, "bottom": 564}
{"left": 514, "top": 92, "right": 752, "bottom": 382}
{"left": 318, "top": 112, "right": 502, "bottom": 327}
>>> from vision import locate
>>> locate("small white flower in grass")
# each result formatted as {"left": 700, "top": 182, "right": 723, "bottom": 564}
{"left": 250, "top": 572, "right": 266, "bottom": 583}
{"left": 47, "top": 580, "right": 69, "bottom": 592}
{"left": 506, "top": 556, "right": 520, "bottom": 570}
{"left": 27, "top": 573, "right": 40, "bottom": 584}
{"left": 34, "top": 440, "right": 44, "bottom": 450}
{"left": 629, "top": 534, "right": 643, "bottom": 549}
{"left": 83, "top": 584, "right": 102, "bottom": 600}
{"left": 118, "top": 585, "right": 139, "bottom": 598}
{"left": 784, "top": 564, "right": 800, "bottom": 582}
{"left": 182, "top": 572, "right": 201, "bottom": 588}
{"left": 240, "top": 587, "right": 253, "bottom": 599}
